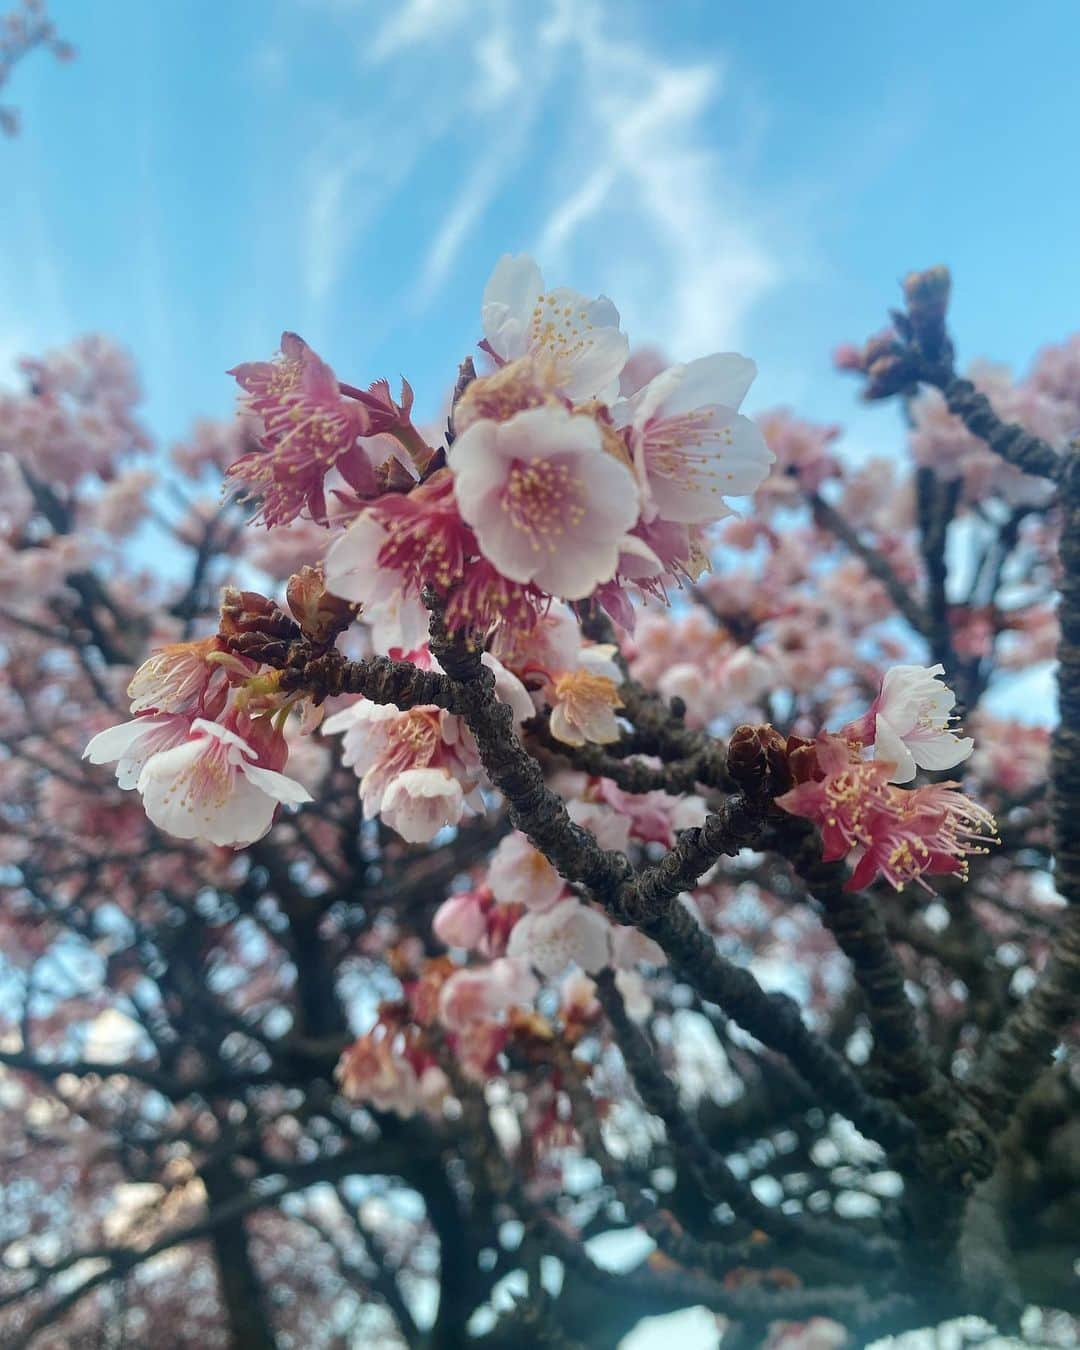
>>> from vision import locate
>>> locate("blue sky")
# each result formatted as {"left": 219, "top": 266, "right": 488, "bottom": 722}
{"left": 4, "top": 0, "right": 1080, "bottom": 463}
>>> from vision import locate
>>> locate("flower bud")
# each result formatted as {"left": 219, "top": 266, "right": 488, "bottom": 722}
{"left": 727, "top": 723, "right": 790, "bottom": 798}
{"left": 219, "top": 586, "right": 302, "bottom": 665}
{"left": 285, "top": 565, "right": 358, "bottom": 645}
{"left": 903, "top": 265, "right": 951, "bottom": 336}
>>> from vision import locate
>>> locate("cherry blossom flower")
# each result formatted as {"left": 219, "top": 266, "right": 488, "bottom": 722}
{"left": 765, "top": 1318, "right": 849, "bottom": 1350}
{"left": 754, "top": 410, "right": 843, "bottom": 506}
{"left": 776, "top": 734, "right": 996, "bottom": 892}
{"left": 480, "top": 254, "right": 629, "bottom": 403}
{"left": 336, "top": 1015, "right": 447, "bottom": 1118}
{"left": 381, "top": 768, "right": 466, "bottom": 844}
{"left": 451, "top": 404, "right": 640, "bottom": 601}
{"left": 850, "top": 663, "right": 974, "bottom": 783}
{"left": 549, "top": 644, "right": 624, "bottom": 746}
{"left": 126, "top": 636, "right": 234, "bottom": 717}
{"left": 597, "top": 778, "right": 708, "bottom": 848}
{"left": 433, "top": 891, "right": 489, "bottom": 950}
{"left": 133, "top": 718, "right": 312, "bottom": 848}
{"left": 323, "top": 468, "right": 542, "bottom": 645}
{"left": 614, "top": 353, "right": 773, "bottom": 524}
{"left": 487, "top": 830, "right": 566, "bottom": 911}
{"left": 776, "top": 734, "right": 900, "bottom": 866}
{"left": 507, "top": 897, "right": 612, "bottom": 977}
{"left": 227, "top": 332, "right": 376, "bottom": 527}
{"left": 566, "top": 797, "right": 632, "bottom": 853}
{"left": 321, "top": 700, "right": 483, "bottom": 843}
{"left": 438, "top": 957, "right": 539, "bottom": 1031}
{"left": 845, "top": 781, "right": 997, "bottom": 892}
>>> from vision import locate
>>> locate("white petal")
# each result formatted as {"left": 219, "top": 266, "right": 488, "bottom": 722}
{"left": 190, "top": 718, "right": 256, "bottom": 758}
{"left": 874, "top": 715, "right": 917, "bottom": 784}
{"left": 481, "top": 254, "right": 543, "bottom": 361}
{"left": 84, "top": 719, "right": 158, "bottom": 766}
{"left": 663, "top": 353, "right": 757, "bottom": 416}
{"left": 549, "top": 702, "right": 586, "bottom": 747}
{"left": 381, "top": 769, "right": 465, "bottom": 843}
{"left": 241, "top": 762, "right": 314, "bottom": 806}
{"left": 324, "top": 514, "right": 389, "bottom": 604}
{"left": 910, "top": 734, "right": 974, "bottom": 772}
{"left": 481, "top": 652, "right": 535, "bottom": 725}
{"left": 647, "top": 412, "right": 772, "bottom": 525}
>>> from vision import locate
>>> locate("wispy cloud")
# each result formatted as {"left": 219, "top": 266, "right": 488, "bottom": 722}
{"left": 533, "top": 0, "right": 781, "bottom": 355}
{"left": 294, "top": 0, "right": 791, "bottom": 353}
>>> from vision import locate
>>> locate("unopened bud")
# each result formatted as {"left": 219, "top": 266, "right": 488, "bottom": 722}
{"left": 285, "top": 565, "right": 358, "bottom": 645}
{"left": 864, "top": 351, "right": 920, "bottom": 401}
{"left": 219, "top": 587, "right": 299, "bottom": 640}
{"left": 728, "top": 723, "right": 790, "bottom": 798}
{"left": 219, "top": 587, "right": 303, "bottom": 666}
{"left": 903, "top": 265, "right": 951, "bottom": 327}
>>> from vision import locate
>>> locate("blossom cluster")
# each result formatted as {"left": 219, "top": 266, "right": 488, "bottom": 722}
{"left": 777, "top": 663, "right": 995, "bottom": 892}
{"left": 227, "top": 255, "right": 774, "bottom": 646}
{"left": 83, "top": 635, "right": 312, "bottom": 848}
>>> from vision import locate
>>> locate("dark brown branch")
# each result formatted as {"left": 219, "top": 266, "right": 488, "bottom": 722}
{"left": 972, "top": 448, "right": 1080, "bottom": 1129}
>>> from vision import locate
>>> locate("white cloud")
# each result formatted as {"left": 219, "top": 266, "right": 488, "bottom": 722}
{"left": 294, "top": 0, "right": 790, "bottom": 354}
{"left": 368, "top": 0, "right": 471, "bottom": 64}
{"left": 532, "top": 1, "right": 781, "bottom": 355}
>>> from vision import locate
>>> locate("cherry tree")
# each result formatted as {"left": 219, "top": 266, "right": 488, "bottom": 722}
{"left": 0, "top": 257, "right": 1076, "bottom": 1348}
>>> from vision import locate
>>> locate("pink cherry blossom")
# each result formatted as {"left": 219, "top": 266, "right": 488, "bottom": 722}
{"left": 227, "top": 332, "right": 376, "bottom": 527}
{"left": 777, "top": 734, "right": 996, "bottom": 893}
{"left": 845, "top": 781, "right": 997, "bottom": 893}
{"left": 597, "top": 778, "right": 707, "bottom": 848}
{"left": 433, "top": 891, "right": 489, "bottom": 950}
{"left": 776, "top": 734, "right": 900, "bottom": 866}
{"left": 755, "top": 409, "right": 843, "bottom": 505}
{"left": 126, "top": 636, "right": 234, "bottom": 717}
{"left": 321, "top": 700, "right": 483, "bottom": 843}
{"left": 566, "top": 797, "right": 632, "bottom": 853}
{"left": 437, "top": 957, "right": 539, "bottom": 1031}
{"left": 323, "top": 468, "right": 543, "bottom": 645}
{"left": 451, "top": 404, "right": 640, "bottom": 601}
{"left": 480, "top": 254, "right": 629, "bottom": 403}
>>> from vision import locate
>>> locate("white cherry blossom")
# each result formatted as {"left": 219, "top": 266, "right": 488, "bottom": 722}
{"left": 507, "top": 897, "right": 611, "bottom": 977}
{"left": 380, "top": 768, "right": 465, "bottom": 843}
{"left": 866, "top": 663, "right": 974, "bottom": 783}
{"left": 613, "top": 353, "right": 774, "bottom": 524}
{"left": 481, "top": 254, "right": 629, "bottom": 403}
{"left": 134, "top": 719, "right": 312, "bottom": 848}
